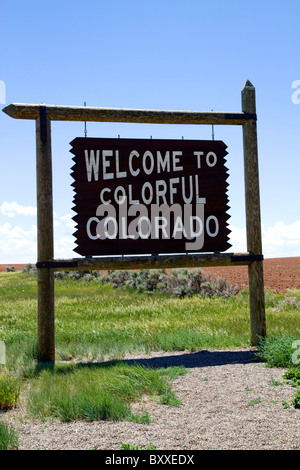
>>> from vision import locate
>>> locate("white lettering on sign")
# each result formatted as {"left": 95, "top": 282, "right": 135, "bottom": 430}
{"left": 97, "top": 176, "right": 207, "bottom": 206}
{"left": 86, "top": 198, "right": 212, "bottom": 250}
{"left": 129, "top": 150, "right": 140, "bottom": 176}
{"left": 157, "top": 150, "right": 170, "bottom": 173}
{"left": 71, "top": 137, "right": 230, "bottom": 255}
{"left": 84, "top": 148, "right": 205, "bottom": 181}
{"left": 85, "top": 150, "right": 99, "bottom": 182}
{"left": 102, "top": 150, "right": 114, "bottom": 180}
{"left": 194, "top": 151, "right": 217, "bottom": 168}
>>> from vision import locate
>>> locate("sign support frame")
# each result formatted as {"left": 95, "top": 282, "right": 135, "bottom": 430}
{"left": 35, "top": 108, "right": 55, "bottom": 362}
{"left": 2, "top": 80, "right": 266, "bottom": 362}
{"left": 241, "top": 81, "right": 266, "bottom": 344}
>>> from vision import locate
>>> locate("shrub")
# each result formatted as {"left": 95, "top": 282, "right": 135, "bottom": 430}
{"left": 106, "top": 270, "right": 127, "bottom": 288}
{"left": 22, "top": 264, "right": 240, "bottom": 298}
{"left": 21, "top": 263, "right": 35, "bottom": 274}
{"left": 81, "top": 273, "right": 95, "bottom": 282}
{"left": 105, "top": 268, "right": 240, "bottom": 298}
{"left": 256, "top": 334, "right": 299, "bottom": 368}
{"left": 0, "top": 369, "right": 21, "bottom": 410}
{"left": 6, "top": 266, "right": 16, "bottom": 272}
{"left": 273, "top": 296, "right": 300, "bottom": 311}
{"left": 68, "top": 271, "right": 83, "bottom": 280}
{"left": 26, "top": 266, "right": 37, "bottom": 276}
{"left": 98, "top": 273, "right": 110, "bottom": 285}
{"left": 54, "top": 271, "right": 67, "bottom": 279}
{"left": 20, "top": 263, "right": 240, "bottom": 298}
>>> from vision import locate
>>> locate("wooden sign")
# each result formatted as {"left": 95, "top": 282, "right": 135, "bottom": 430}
{"left": 3, "top": 82, "right": 266, "bottom": 362}
{"left": 70, "top": 137, "right": 231, "bottom": 256}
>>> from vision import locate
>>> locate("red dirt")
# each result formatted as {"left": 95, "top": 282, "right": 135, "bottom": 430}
{"left": 202, "top": 257, "right": 300, "bottom": 293}
{"left": 1, "top": 257, "right": 299, "bottom": 293}
{"left": 0, "top": 264, "right": 28, "bottom": 272}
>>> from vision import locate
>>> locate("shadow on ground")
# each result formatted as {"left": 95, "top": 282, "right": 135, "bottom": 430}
{"left": 46, "top": 349, "right": 262, "bottom": 376}
{"left": 122, "top": 349, "right": 260, "bottom": 369}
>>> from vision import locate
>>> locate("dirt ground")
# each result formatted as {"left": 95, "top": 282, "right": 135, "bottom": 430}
{"left": 1, "top": 256, "right": 299, "bottom": 293}
{"left": 202, "top": 256, "right": 300, "bottom": 293}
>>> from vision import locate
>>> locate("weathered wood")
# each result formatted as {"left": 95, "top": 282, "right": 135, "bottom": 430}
{"left": 3, "top": 103, "right": 256, "bottom": 125}
{"left": 242, "top": 80, "right": 266, "bottom": 345}
{"left": 36, "top": 109, "right": 55, "bottom": 363}
{"left": 38, "top": 252, "right": 263, "bottom": 271}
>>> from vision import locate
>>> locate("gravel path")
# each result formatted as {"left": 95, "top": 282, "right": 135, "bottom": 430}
{"left": 3, "top": 349, "right": 300, "bottom": 450}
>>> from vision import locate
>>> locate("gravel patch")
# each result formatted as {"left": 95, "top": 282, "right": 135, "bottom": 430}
{"left": 3, "top": 349, "right": 300, "bottom": 450}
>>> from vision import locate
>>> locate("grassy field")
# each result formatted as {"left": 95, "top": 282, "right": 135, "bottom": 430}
{"left": 1, "top": 270, "right": 300, "bottom": 366}
{"left": 0, "top": 270, "right": 300, "bottom": 448}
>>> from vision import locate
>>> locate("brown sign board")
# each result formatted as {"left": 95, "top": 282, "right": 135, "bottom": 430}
{"left": 70, "top": 137, "right": 231, "bottom": 256}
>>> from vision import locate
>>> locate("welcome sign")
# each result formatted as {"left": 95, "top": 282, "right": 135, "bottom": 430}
{"left": 70, "top": 137, "right": 231, "bottom": 256}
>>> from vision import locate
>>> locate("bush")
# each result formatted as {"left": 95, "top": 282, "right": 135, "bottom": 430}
{"left": 0, "top": 369, "right": 21, "bottom": 410}
{"left": 6, "top": 266, "right": 16, "bottom": 272}
{"left": 20, "top": 263, "right": 240, "bottom": 298}
{"left": 273, "top": 296, "right": 300, "bottom": 311}
{"left": 54, "top": 271, "right": 67, "bottom": 279}
{"left": 68, "top": 271, "right": 100, "bottom": 281}
{"left": 105, "top": 268, "right": 240, "bottom": 298}
{"left": 21, "top": 264, "right": 37, "bottom": 276}
{"left": 81, "top": 273, "right": 96, "bottom": 282}
{"left": 256, "top": 334, "right": 300, "bottom": 368}
{"left": 21, "top": 263, "right": 33, "bottom": 273}
{"left": 68, "top": 271, "right": 83, "bottom": 280}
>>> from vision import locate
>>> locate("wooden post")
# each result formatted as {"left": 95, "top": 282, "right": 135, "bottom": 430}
{"left": 242, "top": 81, "right": 266, "bottom": 345}
{"left": 36, "top": 107, "right": 55, "bottom": 362}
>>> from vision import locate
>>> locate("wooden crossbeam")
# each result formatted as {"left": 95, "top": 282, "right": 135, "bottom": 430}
{"left": 3, "top": 103, "right": 256, "bottom": 125}
{"left": 36, "top": 253, "right": 263, "bottom": 271}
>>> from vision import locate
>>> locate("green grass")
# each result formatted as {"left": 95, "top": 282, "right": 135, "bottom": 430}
{"left": 26, "top": 362, "right": 186, "bottom": 422}
{"left": 256, "top": 333, "right": 300, "bottom": 368}
{"left": 0, "top": 271, "right": 300, "bottom": 423}
{"left": 0, "top": 368, "right": 21, "bottom": 409}
{"left": 120, "top": 443, "right": 156, "bottom": 450}
{"left": 1, "top": 272, "right": 300, "bottom": 367}
{"left": 0, "top": 421, "right": 19, "bottom": 450}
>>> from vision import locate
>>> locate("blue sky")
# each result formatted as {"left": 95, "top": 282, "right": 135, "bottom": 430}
{"left": 0, "top": 0, "right": 299, "bottom": 263}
